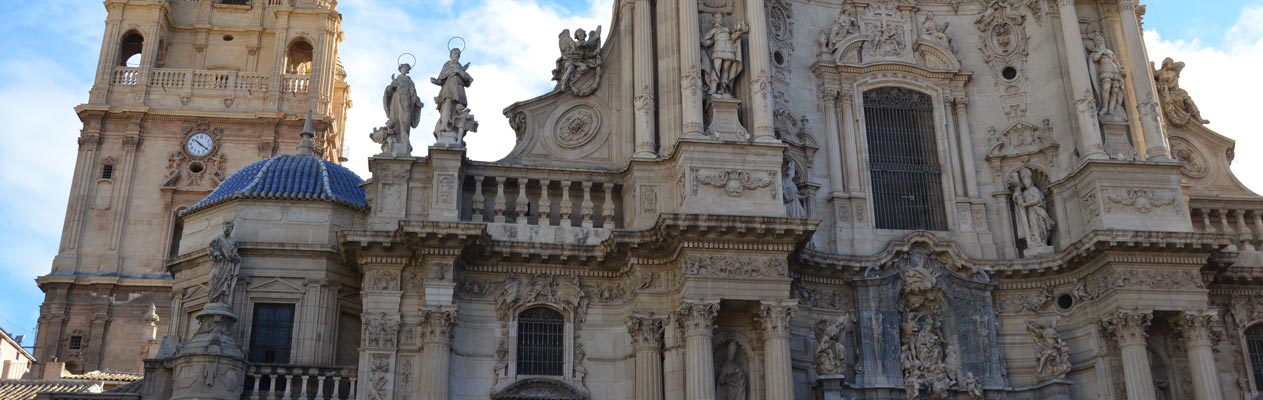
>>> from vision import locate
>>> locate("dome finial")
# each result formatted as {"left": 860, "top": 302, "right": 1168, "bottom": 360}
{"left": 298, "top": 109, "right": 315, "bottom": 156}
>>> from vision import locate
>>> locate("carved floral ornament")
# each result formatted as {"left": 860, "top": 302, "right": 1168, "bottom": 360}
{"left": 682, "top": 254, "right": 788, "bottom": 279}
{"left": 495, "top": 274, "right": 590, "bottom": 323}
{"left": 693, "top": 167, "right": 775, "bottom": 198}
{"left": 555, "top": 105, "right": 601, "bottom": 148}
{"left": 1103, "top": 187, "right": 1180, "bottom": 215}
{"left": 1168, "top": 136, "right": 1209, "bottom": 179}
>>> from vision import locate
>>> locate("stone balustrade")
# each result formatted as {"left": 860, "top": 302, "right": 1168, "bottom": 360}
{"left": 1190, "top": 205, "right": 1261, "bottom": 251}
{"left": 243, "top": 364, "right": 357, "bottom": 400}
{"left": 101, "top": 67, "right": 311, "bottom": 111}
{"left": 464, "top": 172, "right": 621, "bottom": 230}
{"left": 112, "top": 67, "right": 140, "bottom": 86}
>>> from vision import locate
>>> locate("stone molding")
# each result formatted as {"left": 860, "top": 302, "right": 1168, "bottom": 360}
{"left": 682, "top": 254, "right": 788, "bottom": 279}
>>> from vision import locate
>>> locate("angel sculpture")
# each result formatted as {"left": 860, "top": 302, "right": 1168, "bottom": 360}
{"left": 552, "top": 26, "right": 603, "bottom": 96}
{"left": 1154, "top": 57, "right": 1209, "bottom": 126}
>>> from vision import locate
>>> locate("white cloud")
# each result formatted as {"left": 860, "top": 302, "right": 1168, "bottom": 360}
{"left": 1145, "top": 6, "right": 1263, "bottom": 193}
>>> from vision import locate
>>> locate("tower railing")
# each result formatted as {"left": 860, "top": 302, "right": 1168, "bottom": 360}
{"left": 243, "top": 364, "right": 357, "bottom": 400}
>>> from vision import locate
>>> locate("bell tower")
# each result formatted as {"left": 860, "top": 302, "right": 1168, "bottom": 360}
{"left": 34, "top": 0, "right": 351, "bottom": 377}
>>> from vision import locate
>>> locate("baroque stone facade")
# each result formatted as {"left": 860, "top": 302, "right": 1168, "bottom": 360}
{"left": 37, "top": 0, "right": 1263, "bottom": 399}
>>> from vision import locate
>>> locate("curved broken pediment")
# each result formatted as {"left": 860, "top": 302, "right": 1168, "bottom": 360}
{"left": 492, "top": 378, "right": 588, "bottom": 400}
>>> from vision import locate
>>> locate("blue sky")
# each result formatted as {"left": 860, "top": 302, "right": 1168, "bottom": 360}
{"left": 0, "top": 0, "right": 1260, "bottom": 348}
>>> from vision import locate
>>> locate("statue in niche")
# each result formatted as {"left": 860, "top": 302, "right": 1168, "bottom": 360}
{"left": 1026, "top": 317, "right": 1071, "bottom": 380}
{"left": 717, "top": 341, "right": 748, "bottom": 400}
{"left": 1009, "top": 168, "right": 1053, "bottom": 254}
{"left": 1091, "top": 48, "right": 1127, "bottom": 120}
{"left": 382, "top": 63, "right": 423, "bottom": 155}
{"left": 1154, "top": 57, "right": 1210, "bottom": 126}
{"left": 701, "top": 13, "right": 749, "bottom": 98}
{"left": 208, "top": 221, "right": 241, "bottom": 305}
{"left": 820, "top": 5, "right": 859, "bottom": 59}
{"left": 920, "top": 12, "right": 950, "bottom": 46}
{"left": 552, "top": 26, "right": 603, "bottom": 96}
{"left": 783, "top": 161, "right": 807, "bottom": 218}
{"left": 814, "top": 316, "right": 848, "bottom": 376}
{"left": 431, "top": 48, "right": 474, "bottom": 145}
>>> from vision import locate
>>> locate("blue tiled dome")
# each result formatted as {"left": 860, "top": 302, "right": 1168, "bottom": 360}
{"left": 181, "top": 154, "right": 368, "bottom": 216}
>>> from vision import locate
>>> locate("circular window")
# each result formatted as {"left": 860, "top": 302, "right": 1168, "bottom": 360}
{"left": 773, "top": 51, "right": 786, "bottom": 66}
{"left": 188, "top": 161, "right": 205, "bottom": 174}
{"left": 1001, "top": 66, "right": 1018, "bottom": 81}
{"left": 1056, "top": 293, "right": 1074, "bottom": 310}
{"left": 223, "top": 35, "right": 234, "bottom": 42}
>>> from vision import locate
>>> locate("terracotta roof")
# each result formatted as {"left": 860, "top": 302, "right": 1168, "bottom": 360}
{"left": 104, "top": 380, "right": 143, "bottom": 394}
{"left": 61, "top": 371, "right": 143, "bottom": 382}
{"left": 0, "top": 379, "right": 101, "bottom": 400}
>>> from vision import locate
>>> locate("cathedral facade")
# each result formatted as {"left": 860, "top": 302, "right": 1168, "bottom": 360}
{"left": 37, "top": 0, "right": 1263, "bottom": 399}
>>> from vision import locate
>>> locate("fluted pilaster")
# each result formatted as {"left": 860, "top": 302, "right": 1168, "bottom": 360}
{"left": 1178, "top": 310, "right": 1223, "bottom": 400}
{"left": 1102, "top": 309, "right": 1154, "bottom": 400}
{"left": 680, "top": 300, "right": 719, "bottom": 400}
{"left": 628, "top": 315, "right": 666, "bottom": 400}
{"left": 756, "top": 300, "right": 797, "bottom": 400}
{"left": 420, "top": 306, "right": 457, "bottom": 400}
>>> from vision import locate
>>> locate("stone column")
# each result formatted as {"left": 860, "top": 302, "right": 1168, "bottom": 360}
{"left": 628, "top": 315, "right": 666, "bottom": 400}
{"left": 820, "top": 89, "right": 846, "bottom": 194}
{"left": 633, "top": 0, "right": 658, "bottom": 158}
{"left": 1103, "top": 310, "right": 1155, "bottom": 400}
{"left": 1056, "top": 0, "right": 1106, "bottom": 159}
{"left": 1179, "top": 310, "right": 1224, "bottom": 400}
{"left": 680, "top": 300, "right": 719, "bottom": 400}
{"left": 420, "top": 306, "right": 457, "bottom": 400}
{"left": 756, "top": 300, "right": 797, "bottom": 400}
{"left": 953, "top": 97, "right": 979, "bottom": 198}
{"left": 679, "top": 0, "right": 706, "bottom": 138}
{"left": 1115, "top": 0, "right": 1170, "bottom": 160}
{"left": 745, "top": 0, "right": 777, "bottom": 143}
{"left": 664, "top": 313, "right": 687, "bottom": 400}
{"left": 839, "top": 92, "right": 862, "bottom": 192}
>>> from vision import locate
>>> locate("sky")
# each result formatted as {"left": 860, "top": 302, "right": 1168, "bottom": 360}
{"left": 0, "top": 0, "right": 1259, "bottom": 348}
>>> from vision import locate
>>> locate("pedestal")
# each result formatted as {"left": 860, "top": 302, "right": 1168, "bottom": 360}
{"left": 816, "top": 376, "right": 846, "bottom": 400}
{"left": 705, "top": 97, "right": 748, "bottom": 142}
{"left": 170, "top": 302, "right": 247, "bottom": 400}
{"left": 1101, "top": 121, "right": 1137, "bottom": 160}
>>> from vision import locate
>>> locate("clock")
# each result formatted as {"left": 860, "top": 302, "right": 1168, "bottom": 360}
{"left": 186, "top": 132, "right": 215, "bottom": 157}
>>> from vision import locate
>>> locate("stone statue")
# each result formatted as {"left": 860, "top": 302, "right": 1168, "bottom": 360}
{"left": 921, "top": 12, "right": 950, "bottom": 45}
{"left": 1154, "top": 57, "right": 1209, "bottom": 126}
{"left": 1026, "top": 317, "right": 1071, "bottom": 380}
{"left": 1091, "top": 48, "right": 1126, "bottom": 120}
{"left": 821, "top": 5, "right": 859, "bottom": 59}
{"left": 382, "top": 63, "right": 423, "bottom": 155}
{"left": 962, "top": 372, "right": 985, "bottom": 400}
{"left": 701, "top": 13, "right": 749, "bottom": 98}
{"left": 814, "top": 317, "right": 847, "bottom": 376}
{"left": 783, "top": 162, "right": 807, "bottom": 218}
{"left": 431, "top": 48, "right": 474, "bottom": 146}
{"left": 553, "top": 26, "right": 603, "bottom": 96}
{"left": 1010, "top": 168, "right": 1053, "bottom": 254}
{"left": 445, "top": 104, "right": 479, "bottom": 146}
{"left": 207, "top": 221, "right": 241, "bottom": 305}
{"left": 718, "top": 341, "right": 748, "bottom": 400}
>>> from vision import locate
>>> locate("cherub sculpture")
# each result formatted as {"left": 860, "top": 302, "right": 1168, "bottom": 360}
{"left": 553, "top": 26, "right": 603, "bottom": 96}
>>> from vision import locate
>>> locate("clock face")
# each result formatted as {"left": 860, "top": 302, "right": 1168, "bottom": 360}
{"left": 186, "top": 132, "right": 214, "bottom": 157}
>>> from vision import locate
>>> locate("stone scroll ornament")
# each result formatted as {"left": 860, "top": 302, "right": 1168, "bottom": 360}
{"left": 431, "top": 40, "right": 477, "bottom": 147}
{"left": 375, "top": 54, "right": 423, "bottom": 156}
{"left": 207, "top": 221, "right": 240, "bottom": 305}
{"left": 552, "top": 26, "right": 603, "bottom": 97}
{"left": 1154, "top": 58, "right": 1209, "bottom": 127}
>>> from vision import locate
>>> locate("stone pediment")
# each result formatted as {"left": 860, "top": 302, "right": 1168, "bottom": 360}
{"left": 1167, "top": 122, "right": 1260, "bottom": 198}
{"left": 985, "top": 120, "right": 1058, "bottom": 184}
{"left": 492, "top": 378, "right": 588, "bottom": 400}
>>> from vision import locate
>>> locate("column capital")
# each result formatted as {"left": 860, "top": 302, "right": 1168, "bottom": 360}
{"left": 819, "top": 88, "right": 840, "bottom": 105}
{"left": 626, "top": 315, "right": 666, "bottom": 351}
{"left": 420, "top": 306, "right": 458, "bottom": 345}
{"left": 1177, "top": 310, "right": 1220, "bottom": 346}
{"left": 1101, "top": 309, "right": 1152, "bottom": 346}
{"left": 678, "top": 300, "right": 720, "bottom": 338}
{"left": 754, "top": 300, "right": 798, "bottom": 340}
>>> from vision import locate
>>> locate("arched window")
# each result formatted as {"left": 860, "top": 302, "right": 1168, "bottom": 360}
{"left": 516, "top": 307, "right": 564, "bottom": 376}
{"left": 863, "top": 87, "right": 947, "bottom": 231}
{"left": 1248, "top": 324, "right": 1263, "bottom": 391}
{"left": 119, "top": 32, "right": 144, "bottom": 67}
{"left": 286, "top": 40, "right": 314, "bottom": 74}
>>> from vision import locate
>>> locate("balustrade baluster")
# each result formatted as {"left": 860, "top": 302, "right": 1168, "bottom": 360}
{"left": 331, "top": 373, "right": 343, "bottom": 400}
{"left": 268, "top": 371, "right": 280, "bottom": 400}
{"left": 539, "top": 179, "right": 552, "bottom": 227}
{"left": 348, "top": 376, "right": 357, "bottom": 400}
{"left": 1201, "top": 209, "right": 1215, "bottom": 233}
{"left": 1237, "top": 211, "right": 1256, "bottom": 251}
{"left": 494, "top": 177, "right": 507, "bottom": 223}
{"left": 471, "top": 175, "right": 485, "bottom": 222}
{"left": 1253, "top": 211, "right": 1263, "bottom": 250}
{"left": 250, "top": 367, "right": 262, "bottom": 400}
{"left": 1220, "top": 209, "right": 1235, "bottom": 234}
{"left": 560, "top": 181, "right": 573, "bottom": 226}
{"left": 601, "top": 184, "right": 615, "bottom": 229}
{"left": 580, "top": 182, "right": 595, "bottom": 228}
{"left": 299, "top": 369, "right": 310, "bottom": 399}
{"left": 284, "top": 368, "right": 295, "bottom": 400}
{"left": 516, "top": 178, "right": 529, "bottom": 224}
{"left": 314, "top": 372, "right": 326, "bottom": 400}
